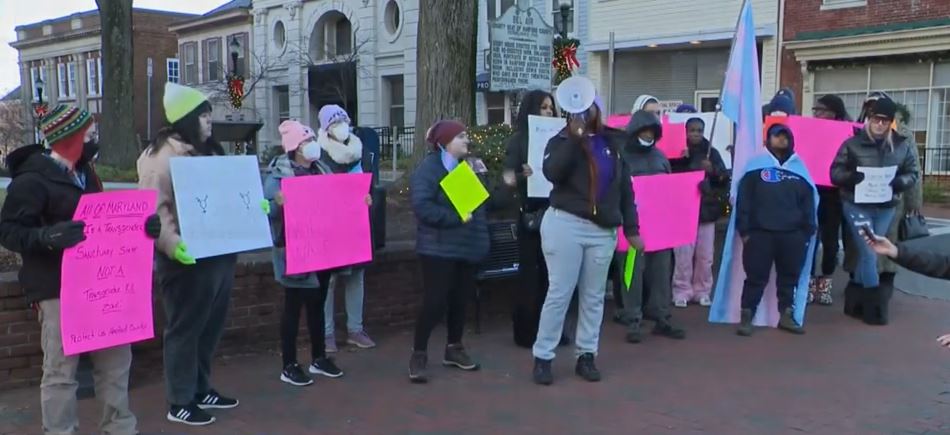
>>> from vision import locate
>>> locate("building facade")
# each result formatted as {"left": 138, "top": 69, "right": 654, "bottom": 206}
{"left": 249, "top": 0, "right": 418, "bottom": 152}
{"left": 780, "top": 0, "right": 950, "bottom": 173}
{"left": 584, "top": 0, "right": 779, "bottom": 115}
{"left": 169, "top": 0, "right": 256, "bottom": 123}
{"left": 11, "top": 9, "right": 193, "bottom": 145}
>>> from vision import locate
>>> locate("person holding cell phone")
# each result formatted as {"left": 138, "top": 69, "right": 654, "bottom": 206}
{"left": 830, "top": 96, "right": 919, "bottom": 326}
{"left": 531, "top": 91, "right": 643, "bottom": 386}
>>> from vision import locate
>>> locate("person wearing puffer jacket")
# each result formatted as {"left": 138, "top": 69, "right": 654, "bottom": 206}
{"left": 316, "top": 105, "right": 377, "bottom": 352}
{"left": 263, "top": 120, "right": 347, "bottom": 387}
{"left": 831, "top": 96, "right": 920, "bottom": 326}
{"left": 618, "top": 110, "right": 686, "bottom": 343}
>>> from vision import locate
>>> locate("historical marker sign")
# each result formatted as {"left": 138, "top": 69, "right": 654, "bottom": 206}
{"left": 489, "top": 7, "right": 554, "bottom": 92}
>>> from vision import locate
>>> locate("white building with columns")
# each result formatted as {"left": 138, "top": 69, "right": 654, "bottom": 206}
{"left": 250, "top": 0, "right": 418, "bottom": 151}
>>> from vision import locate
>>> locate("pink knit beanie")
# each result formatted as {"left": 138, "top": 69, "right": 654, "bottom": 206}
{"left": 278, "top": 120, "right": 316, "bottom": 152}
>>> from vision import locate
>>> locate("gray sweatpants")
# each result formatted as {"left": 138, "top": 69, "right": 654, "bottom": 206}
{"left": 532, "top": 208, "right": 615, "bottom": 361}
{"left": 158, "top": 254, "right": 237, "bottom": 406}
{"left": 621, "top": 249, "right": 674, "bottom": 330}
{"left": 38, "top": 299, "right": 137, "bottom": 435}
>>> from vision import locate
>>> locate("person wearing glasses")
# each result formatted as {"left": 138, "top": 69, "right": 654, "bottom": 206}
{"left": 830, "top": 96, "right": 919, "bottom": 326}
{"left": 807, "top": 95, "right": 851, "bottom": 306}
{"left": 842, "top": 92, "right": 923, "bottom": 311}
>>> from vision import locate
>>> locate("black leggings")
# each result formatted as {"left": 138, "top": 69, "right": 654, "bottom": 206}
{"left": 414, "top": 256, "right": 476, "bottom": 352}
{"left": 280, "top": 271, "right": 331, "bottom": 367}
{"left": 512, "top": 227, "right": 549, "bottom": 347}
{"left": 814, "top": 188, "right": 844, "bottom": 277}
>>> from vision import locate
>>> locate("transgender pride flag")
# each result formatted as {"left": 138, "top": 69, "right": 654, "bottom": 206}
{"left": 709, "top": 0, "right": 814, "bottom": 328}
{"left": 721, "top": 0, "right": 763, "bottom": 197}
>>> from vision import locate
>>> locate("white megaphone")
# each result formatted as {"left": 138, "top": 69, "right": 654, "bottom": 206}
{"left": 556, "top": 76, "right": 596, "bottom": 114}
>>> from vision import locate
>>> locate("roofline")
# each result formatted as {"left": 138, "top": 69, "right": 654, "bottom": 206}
{"left": 169, "top": 9, "right": 252, "bottom": 33}
{"left": 15, "top": 8, "right": 197, "bottom": 31}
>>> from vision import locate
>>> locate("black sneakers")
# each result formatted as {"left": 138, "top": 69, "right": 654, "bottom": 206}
{"left": 409, "top": 351, "right": 428, "bottom": 384}
{"left": 195, "top": 389, "right": 239, "bottom": 410}
{"left": 443, "top": 344, "right": 480, "bottom": 371}
{"left": 309, "top": 357, "right": 344, "bottom": 378}
{"left": 280, "top": 363, "right": 314, "bottom": 386}
{"left": 533, "top": 358, "right": 553, "bottom": 386}
{"left": 575, "top": 353, "right": 601, "bottom": 382}
{"left": 626, "top": 322, "right": 643, "bottom": 344}
{"left": 167, "top": 403, "right": 215, "bottom": 426}
{"left": 652, "top": 321, "right": 687, "bottom": 340}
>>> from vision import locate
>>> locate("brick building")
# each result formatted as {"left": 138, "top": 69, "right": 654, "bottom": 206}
{"left": 780, "top": 0, "right": 950, "bottom": 173}
{"left": 10, "top": 9, "right": 196, "bottom": 146}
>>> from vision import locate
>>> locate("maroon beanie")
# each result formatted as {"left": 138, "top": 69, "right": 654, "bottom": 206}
{"left": 426, "top": 120, "right": 466, "bottom": 148}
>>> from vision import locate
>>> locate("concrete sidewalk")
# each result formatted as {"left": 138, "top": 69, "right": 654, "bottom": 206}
{"left": 1, "top": 277, "right": 948, "bottom": 435}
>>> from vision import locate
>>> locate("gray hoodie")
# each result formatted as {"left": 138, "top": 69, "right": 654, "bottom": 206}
{"left": 622, "top": 110, "right": 672, "bottom": 177}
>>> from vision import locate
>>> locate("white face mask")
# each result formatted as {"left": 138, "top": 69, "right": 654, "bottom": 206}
{"left": 330, "top": 124, "right": 350, "bottom": 141}
{"left": 638, "top": 137, "right": 655, "bottom": 147}
{"left": 300, "top": 141, "right": 321, "bottom": 161}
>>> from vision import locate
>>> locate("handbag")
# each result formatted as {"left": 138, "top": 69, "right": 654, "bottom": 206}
{"left": 521, "top": 207, "right": 547, "bottom": 232}
{"left": 899, "top": 211, "right": 930, "bottom": 241}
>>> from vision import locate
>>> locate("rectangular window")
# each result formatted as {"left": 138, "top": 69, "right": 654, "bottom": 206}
{"left": 489, "top": 0, "right": 516, "bottom": 19}
{"left": 275, "top": 85, "right": 290, "bottom": 127}
{"left": 206, "top": 38, "right": 222, "bottom": 82}
{"left": 821, "top": 0, "right": 867, "bottom": 10}
{"left": 335, "top": 19, "right": 352, "bottom": 56}
{"left": 486, "top": 92, "right": 506, "bottom": 125}
{"left": 30, "top": 66, "right": 48, "bottom": 102}
{"left": 385, "top": 75, "right": 405, "bottom": 128}
{"left": 552, "top": 0, "right": 574, "bottom": 36}
{"left": 86, "top": 58, "right": 100, "bottom": 96}
{"left": 67, "top": 63, "right": 77, "bottom": 98}
{"left": 167, "top": 58, "right": 180, "bottom": 83}
{"left": 183, "top": 43, "right": 198, "bottom": 85}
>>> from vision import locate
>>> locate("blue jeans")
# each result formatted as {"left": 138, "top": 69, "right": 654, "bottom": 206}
{"left": 325, "top": 269, "right": 365, "bottom": 335}
{"left": 842, "top": 202, "right": 896, "bottom": 288}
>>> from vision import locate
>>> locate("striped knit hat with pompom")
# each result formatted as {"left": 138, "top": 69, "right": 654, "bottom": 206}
{"left": 39, "top": 104, "right": 93, "bottom": 147}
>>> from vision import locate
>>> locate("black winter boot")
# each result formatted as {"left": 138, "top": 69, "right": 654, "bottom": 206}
{"left": 864, "top": 274, "right": 894, "bottom": 326}
{"left": 736, "top": 309, "right": 754, "bottom": 337}
{"left": 843, "top": 281, "right": 864, "bottom": 319}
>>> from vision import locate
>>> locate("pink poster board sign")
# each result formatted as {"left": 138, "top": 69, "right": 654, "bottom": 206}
{"left": 283, "top": 173, "right": 373, "bottom": 274}
{"left": 606, "top": 114, "right": 631, "bottom": 129}
{"left": 656, "top": 119, "right": 688, "bottom": 159}
{"left": 764, "top": 115, "right": 860, "bottom": 186}
{"left": 617, "top": 171, "right": 705, "bottom": 252}
{"left": 60, "top": 190, "right": 158, "bottom": 356}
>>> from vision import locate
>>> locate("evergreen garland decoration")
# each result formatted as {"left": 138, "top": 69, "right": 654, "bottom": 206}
{"left": 552, "top": 36, "right": 581, "bottom": 85}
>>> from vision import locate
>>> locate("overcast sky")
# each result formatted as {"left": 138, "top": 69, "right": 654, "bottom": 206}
{"left": 0, "top": 0, "right": 227, "bottom": 98}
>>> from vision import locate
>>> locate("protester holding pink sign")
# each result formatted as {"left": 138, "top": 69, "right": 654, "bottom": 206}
{"left": 263, "top": 120, "right": 350, "bottom": 388}
{"left": 617, "top": 110, "right": 690, "bottom": 343}
{"left": 0, "top": 104, "right": 161, "bottom": 435}
{"left": 669, "top": 117, "right": 730, "bottom": 308}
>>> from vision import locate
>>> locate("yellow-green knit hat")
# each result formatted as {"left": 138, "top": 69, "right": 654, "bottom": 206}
{"left": 163, "top": 82, "right": 209, "bottom": 124}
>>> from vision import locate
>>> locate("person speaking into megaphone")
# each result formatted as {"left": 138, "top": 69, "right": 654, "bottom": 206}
{"left": 531, "top": 76, "right": 643, "bottom": 386}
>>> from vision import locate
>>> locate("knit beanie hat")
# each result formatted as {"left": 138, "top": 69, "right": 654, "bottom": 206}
{"left": 675, "top": 104, "right": 698, "bottom": 113}
{"left": 278, "top": 120, "right": 316, "bottom": 152}
{"left": 768, "top": 92, "right": 796, "bottom": 116}
{"left": 164, "top": 82, "right": 209, "bottom": 124}
{"left": 426, "top": 120, "right": 466, "bottom": 148}
{"left": 39, "top": 104, "right": 93, "bottom": 147}
{"left": 319, "top": 104, "right": 350, "bottom": 129}
{"left": 869, "top": 97, "right": 897, "bottom": 120}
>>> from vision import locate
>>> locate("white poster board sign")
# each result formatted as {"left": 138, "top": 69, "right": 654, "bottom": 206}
{"left": 489, "top": 7, "right": 554, "bottom": 92}
{"left": 527, "top": 115, "right": 566, "bottom": 198}
{"left": 667, "top": 111, "right": 734, "bottom": 169}
{"left": 855, "top": 166, "right": 897, "bottom": 204}
{"left": 170, "top": 155, "right": 273, "bottom": 259}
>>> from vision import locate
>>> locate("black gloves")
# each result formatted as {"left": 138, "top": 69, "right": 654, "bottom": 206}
{"left": 890, "top": 176, "right": 910, "bottom": 192}
{"left": 39, "top": 221, "right": 86, "bottom": 250}
{"left": 145, "top": 214, "right": 161, "bottom": 239}
{"left": 849, "top": 171, "right": 865, "bottom": 186}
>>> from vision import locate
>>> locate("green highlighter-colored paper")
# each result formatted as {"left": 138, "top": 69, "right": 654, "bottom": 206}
{"left": 623, "top": 248, "right": 637, "bottom": 290}
{"left": 439, "top": 161, "right": 490, "bottom": 220}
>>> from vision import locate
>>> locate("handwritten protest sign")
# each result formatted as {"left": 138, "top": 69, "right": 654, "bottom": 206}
{"left": 616, "top": 171, "right": 705, "bottom": 252}
{"left": 527, "top": 115, "right": 565, "bottom": 198}
{"left": 667, "top": 112, "right": 734, "bottom": 169}
{"left": 855, "top": 166, "right": 897, "bottom": 204}
{"left": 440, "top": 161, "right": 490, "bottom": 219}
{"left": 170, "top": 156, "right": 272, "bottom": 259}
{"left": 283, "top": 173, "right": 372, "bottom": 274}
{"left": 764, "top": 115, "right": 860, "bottom": 186}
{"left": 60, "top": 190, "right": 157, "bottom": 355}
